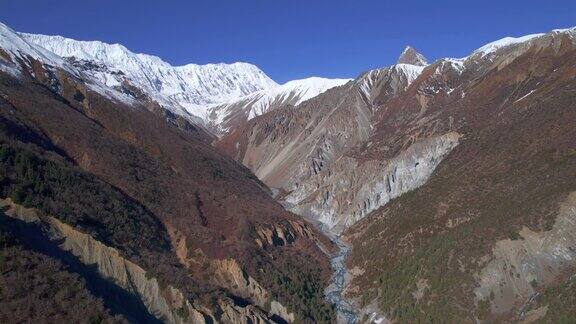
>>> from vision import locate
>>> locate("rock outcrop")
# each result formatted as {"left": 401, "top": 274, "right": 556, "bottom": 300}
{"left": 1, "top": 196, "right": 304, "bottom": 323}
{"left": 397, "top": 46, "right": 428, "bottom": 66}
{"left": 287, "top": 132, "right": 460, "bottom": 233}
{"left": 1, "top": 198, "right": 210, "bottom": 323}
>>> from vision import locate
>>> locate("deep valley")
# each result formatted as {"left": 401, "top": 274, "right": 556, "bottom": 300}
{"left": 0, "top": 17, "right": 575, "bottom": 324}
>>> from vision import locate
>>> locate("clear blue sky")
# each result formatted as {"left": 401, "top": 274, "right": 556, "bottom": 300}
{"left": 2, "top": 0, "right": 574, "bottom": 83}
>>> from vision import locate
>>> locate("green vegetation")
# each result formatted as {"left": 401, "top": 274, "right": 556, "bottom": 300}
{"left": 476, "top": 298, "right": 490, "bottom": 320}
{"left": 372, "top": 231, "right": 460, "bottom": 322}
{"left": 0, "top": 142, "right": 171, "bottom": 259}
{"left": 175, "top": 306, "right": 189, "bottom": 320}
{"left": 538, "top": 275, "right": 576, "bottom": 323}
{"left": 252, "top": 252, "right": 335, "bottom": 323}
{"left": 0, "top": 222, "right": 125, "bottom": 323}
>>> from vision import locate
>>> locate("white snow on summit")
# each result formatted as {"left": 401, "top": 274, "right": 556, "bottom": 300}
{"left": 207, "top": 77, "right": 351, "bottom": 132}
{"left": 242, "top": 77, "right": 351, "bottom": 120}
{"left": 20, "top": 32, "right": 278, "bottom": 121}
{"left": 0, "top": 23, "right": 71, "bottom": 73}
{"left": 472, "top": 33, "right": 544, "bottom": 56}
{"left": 0, "top": 22, "right": 135, "bottom": 104}
{"left": 470, "top": 27, "right": 575, "bottom": 57}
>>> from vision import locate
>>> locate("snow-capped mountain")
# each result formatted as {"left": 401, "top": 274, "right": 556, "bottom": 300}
{"left": 0, "top": 22, "right": 136, "bottom": 105}
{"left": 357, "top": 49, "right": 427, "bottom": 103}
{"left": 207, "top": 77, "right": 351, "bottom": 133}
{"left": 16, "top": 30, "right": 353, "bottom": 134}
{"left": 1, "top": 22, "right": 353, "bottom": 135}
{"left": 0, "top": 23, "right": 67, "bottom": 71}
{"left": 20, "top": 32, "right": 279, "bottom": 123}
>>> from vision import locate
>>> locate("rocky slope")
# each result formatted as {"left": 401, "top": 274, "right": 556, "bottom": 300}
{"left": 217, "top": 26, "right": 576, "bottom": 322}
{"left": 216, "top": 52, "right": 429, "bottom": 233}
{"left": 342, "top": 28, "right": 576, "bottom": 322}
{"left": 0, "top": 21, "right": 336, "bottom": 323}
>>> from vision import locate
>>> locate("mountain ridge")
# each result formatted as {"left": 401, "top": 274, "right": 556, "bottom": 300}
{"left": 207, "top": 76, "right": 351, "bottom": 134}
{"left": 20, "top": 31, "right": 278, "bottom": 121}
{"left": 16, "top": 27, "right": 352, "bottom": 136}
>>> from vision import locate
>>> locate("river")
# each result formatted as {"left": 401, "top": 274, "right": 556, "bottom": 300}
{"left": 324, "top": 232, "right": 358, "bottom": 324}
{"left": 278, "top": 200, "right": 359, "bottom": 323}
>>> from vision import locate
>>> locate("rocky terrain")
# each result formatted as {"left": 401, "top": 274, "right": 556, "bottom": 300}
{"left": 215, "top": 49, "right": 434, "bottom": 233}
{"left": 1, "top": 17, "right": 576, "bottom": 323}
{"left": 216, "top": 27, "right": 576, "bottom": 322}
{"left": 342, "top": 28, "right": 576, "bottom": 323}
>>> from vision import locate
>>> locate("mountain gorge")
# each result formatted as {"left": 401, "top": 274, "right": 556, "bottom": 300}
{"left": 216, "top": 27, "right": 576, "bottom": 322}
{"left": 1, "top": 19, "right": 576, "bottom": 324}
{"left": 0, "top": 22, "right": 337, "bottom": 323}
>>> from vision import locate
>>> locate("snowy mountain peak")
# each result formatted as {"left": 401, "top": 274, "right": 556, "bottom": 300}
{"left": 0, "top": 22, "right": 138, "bottom": 105}
{"left": 471, "top": 33, "right": 544, "bottom": 57}
{"left": 471, "top": 27, "right": 576, "bottom": 57}
{"left": 270, "top": 77, "right": 351, "bottom": 104}
{"left": 19, "top": 32, "right": 278, "bottom": 121}
{"left": 397, "top": 46, "right": 428, "bottom": 66}
{"left": 207, "top": 76, "right": 351, "bottom": 133}
{"left": 0, "top": 22, "right": 70, "bottom": 71}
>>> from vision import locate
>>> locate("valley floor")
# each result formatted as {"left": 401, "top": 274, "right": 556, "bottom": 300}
{"left": 324, "top": 231, "right": 358, "bottom": 324}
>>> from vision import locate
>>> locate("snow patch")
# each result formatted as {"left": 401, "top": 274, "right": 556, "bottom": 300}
{"left": 472, "top": 33, "right": 544, "bottom": 57}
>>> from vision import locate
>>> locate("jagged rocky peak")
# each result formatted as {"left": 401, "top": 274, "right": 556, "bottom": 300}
{"left": 397, "top": 45, "right": 428, "bottom": 66}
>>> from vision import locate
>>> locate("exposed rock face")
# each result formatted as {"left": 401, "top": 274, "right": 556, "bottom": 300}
{"left": 343, "top": 28, "right": 576, "bottom": 322}
{"left": 269, "top": 301, "right": 295, "bottom": 323}
{"left": 216, "top": 62, "right": 427, "bottom": 232}
{"left": 212, "top": 258, "right": 269, "bottom": 303}
{"left": 287, "top": 133, "right": 460, "bottom": 233}
{"left": 475, "top": 192, "right": 576, "bottom": 315}
{"left": 218, "top": 298, "right": 274, "bottom": 324}
{"left": 397, "top": 46, "right": 428, "bottom": 66}
{"left": 208, "top": 257, "right": 296, "bottom": 322}
{"left": 254, "top": 219, "right": 320, "bottom": 248}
